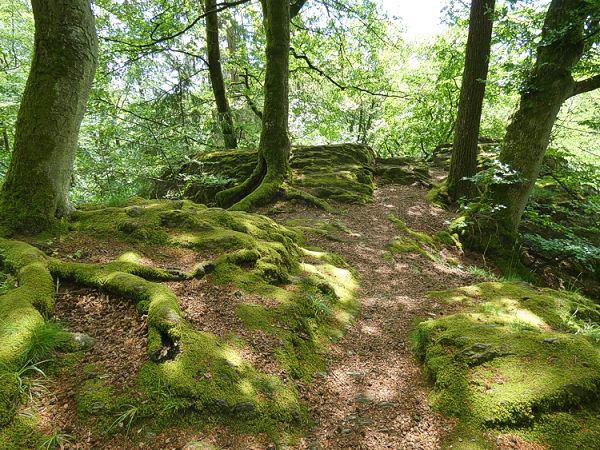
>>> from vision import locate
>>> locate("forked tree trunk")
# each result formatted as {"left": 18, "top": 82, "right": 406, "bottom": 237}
{"left": 465, "top": 0, "right": 600, "bottom": 251}
{"left": 0, "top": 0, "right": 98, "bottom": 233}
{"left": 447, "top": 0, "right": 495, "bottom": 202}
{"left": 216, "top": 0, "right": 291, "bottom": 210}
{"left": 206, "top": 0, "right": 237, "bottom": 149}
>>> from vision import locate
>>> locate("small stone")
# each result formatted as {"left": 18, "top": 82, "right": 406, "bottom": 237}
{"left": 126, "top": 206, "right": 143, "bottom": 217}
{"left": 346, "top": 371, "right": 364, "bottom": 378}
{"left": 201, "top": 261, "right": 216, "bottom": 273}
{"left": 233, "top": 401, "right": 255, "bottom": 415}
{"left": 472, "top": 343, "right": 490, "bottom": 350}
{"left": 118, "top": 220, "right": 139, "bottom": 234}
{"left": 213, "top": 399, "right": 228, "bottom": 411}
{"left": 65, "top": 333, "right": 96, "bottom": 352}
{"left": 377, "top": 401, "right": 396, "bottom": 409}
{"left": 193, "top": 264, "right": 206, "bottom": 278}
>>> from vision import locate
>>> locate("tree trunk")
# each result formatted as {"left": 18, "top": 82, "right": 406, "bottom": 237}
{"left": 465, "top": 0, "right": 599, "bottom": 251}
{"left": 216, "top": 0, "right": 290, "bottom": 210}
{"left": 0, "top": 0, "right": 98, "bottom": 234}
{"left": 205, "top": 0, "right": 237, "bottom": 149}
{"left": 447, "top": 0, "right": 495, "bottom": 202}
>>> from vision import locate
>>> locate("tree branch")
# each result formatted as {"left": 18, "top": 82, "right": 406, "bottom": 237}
{"left": 104, "top": 0, "right": 251, "bottom": 49}
{"left": 290, "top": 0, "right": 309, "bottom": 19}
{"left": 570, "top": 74, "right": 600, "bottom": 98}
{"left": 289, "top": 47, "right": 410, "bottom": 99}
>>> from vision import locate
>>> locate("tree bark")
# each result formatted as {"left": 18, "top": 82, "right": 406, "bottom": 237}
{"left": 205, "top": 0, "right": 237, "bottom": 149}
{"left": 0, "top": 0, "right": 98, "bottom": 234}
{"left": 447, "top": 0, "right": 495, "bottom": 202}
{"left": 465, "top": 0, "right": 598, "bottom": 251}
{"left": 216, "top": 0, "right": 290, "bottom": 210}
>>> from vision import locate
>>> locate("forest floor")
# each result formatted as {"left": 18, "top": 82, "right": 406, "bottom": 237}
{"left": 14, "top": 180, "right": 529, "bottom": 450}
{"left": 266, "top": 182, "right": 481, "bottom": 449}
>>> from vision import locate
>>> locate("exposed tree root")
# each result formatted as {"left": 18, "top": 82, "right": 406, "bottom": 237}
{"left": 216, "top": 159, "right": 267, "bottom": 208}
{"left": 0, "top": 237, "right": 194, "bottom": 426}
{"left": 0, "top": 201, "right": 357, "bottom": 441}
{"left": 215, "top": 155, "right": 333, "bottom": 213}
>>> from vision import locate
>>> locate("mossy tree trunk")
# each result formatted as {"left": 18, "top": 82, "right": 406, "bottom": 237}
{"left": 216, "top": 0, "right": 291, "bottom": 210}
{"left": 206, "top": 0, "right": 237, "bottom": 149}
{"left": 447, "top": 0, "right": 495, "bottom": 202}
{"left": 465, "top": 0, "right": 600, "bottom": 252}
{"left": 0, "top": 0, "right": 98, "bottom": 234}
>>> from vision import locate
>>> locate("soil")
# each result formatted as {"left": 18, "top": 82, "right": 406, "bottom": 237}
{"left": 267, "top": 183, "right": 481, "bottom": 449}
{"left": 21, "top": 181, "right": 508, "bottom": 449}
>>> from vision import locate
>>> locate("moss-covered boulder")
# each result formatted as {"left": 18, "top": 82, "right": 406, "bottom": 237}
{"left": 154, "top": 144, "right": 376, "bottom": 205}
{"left": 375, "top": 157, "right": 431, "bottom": 186}
{"left": 412, "top": 281, "right": 600, "bottom": 448}
{"left": 289, "top": 144, "right": 375, "bottom": 204}
{"left": 427, "top": 140, "right": 500, "bottom": 169}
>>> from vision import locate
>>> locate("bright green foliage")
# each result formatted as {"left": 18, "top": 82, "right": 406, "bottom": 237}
{"left": 413, "top": 281, "right": 600, "bottom": 447}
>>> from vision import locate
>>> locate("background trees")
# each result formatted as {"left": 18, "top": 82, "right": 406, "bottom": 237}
{"left": 0, "top": 0, "right": 597, "bottom": 254}
{"left": 464, "top": 0, "right": 600, "bottom": 252}
{"left": 205, "top": 0, "right": 237, "bottom": 149}
{"left": 447, "top": 0, "right": 495, "bottom": 202}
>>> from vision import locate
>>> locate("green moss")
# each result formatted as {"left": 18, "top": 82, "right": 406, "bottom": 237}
{"left": 516, "top": 410, "right": 600, "bottom": 449}
{"left": 156, "top": 144, "right": 376, "bottom": 206}
{"left": 389, "top": 237, "right": 425, "bottom": 255}
{"left": 387, "top": 213, "right": 461, "bottom": 261}
{"left": 0, "top": 371, "right": 19, "bottom": 426}
{"left": 76, "top": 379, "right": 123, "bottom": 418}
{"left": 234, "top": 269, "right": 358, "bottom": 382}
{"left": 375, "top": 157, "right": 431, "bottom": 186}
{"left": 0, "top": 415, "right": 46, "bottom": 449}
{"left": 0, "top": 201, "right": 359, "bottom": 442}
{"left": 136, "top": 325, "right": 308, "bottom": 440}
{"left": 414, "top": 281, "right": 600, "bottom": 448}
{"left": 425, "top": 180, "right": 449, "bottom": 207}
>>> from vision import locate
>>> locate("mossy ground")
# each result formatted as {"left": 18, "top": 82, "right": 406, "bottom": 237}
{"left": 0, "top": 200, "right": 359, "bottom": 447}
{"left": 387, "top": 213, "right": 461, "bottom": 262}
{"left": 412, "top": 281, "right": 600, "bottom": 448}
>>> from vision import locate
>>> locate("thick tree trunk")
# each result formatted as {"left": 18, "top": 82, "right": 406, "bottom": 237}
{"left": 0, "top": 0, "right": 98, "bottom": 234}
{"left": 447, "top": 0, "right": 495, "bottom": 202}
{"left": 465, "top": 0, "right": 597, "bottom": 251}
{"left": 205, "top": 0, "right": 237, "bottom": 149}
{"left": 216, "top": 0, "right": 290, "bottom": 210}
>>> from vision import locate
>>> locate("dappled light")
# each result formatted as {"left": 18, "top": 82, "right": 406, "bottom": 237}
{"left": 0, "top": 0, "right": 598, "bottom": 448}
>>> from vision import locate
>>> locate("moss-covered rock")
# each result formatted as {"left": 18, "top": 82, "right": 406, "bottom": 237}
{"left": 153, "top": 144, "right": 376, "bottom": 205}
{"left": 387, "top": 213, "right": 460, "bottom": 261}
{"left": 289, "top": 144, "right": 375, "bottom": 204}
{"left": 412, "top": 281, "right": 600, "bottom": 447}
{"left": 375, "top": 157, "right": 431, "bottom": 186}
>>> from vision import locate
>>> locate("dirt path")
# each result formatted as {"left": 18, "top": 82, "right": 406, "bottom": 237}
{"left": 269, "top": 183, "right": 479, "bottom": 449}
